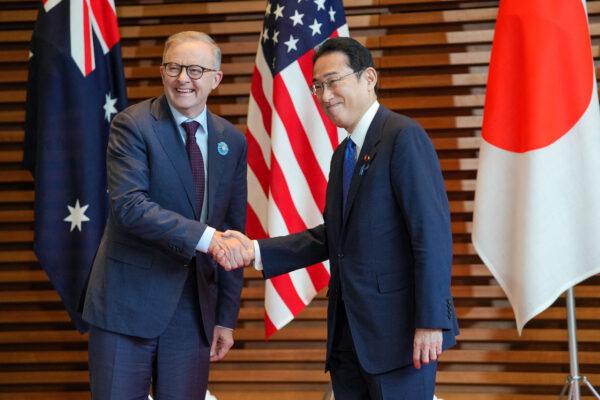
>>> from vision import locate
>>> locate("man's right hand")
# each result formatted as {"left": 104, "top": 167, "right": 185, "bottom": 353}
{"left": 209, "top": 230, "right": 254, "bottom": 271}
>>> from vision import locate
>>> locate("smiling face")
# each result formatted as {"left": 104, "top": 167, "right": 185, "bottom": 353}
{"left": 312, "top": 51, "right": 377, "bottom": 132}
{"left": 160, "top": 40, "right": 223, "bottom": 118}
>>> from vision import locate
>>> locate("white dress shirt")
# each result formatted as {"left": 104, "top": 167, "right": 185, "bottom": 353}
{"left": 167, "top": 102, "right": 215, "bottom": 253}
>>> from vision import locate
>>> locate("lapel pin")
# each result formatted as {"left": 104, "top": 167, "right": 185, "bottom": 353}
{"left": 359, "top": 154, "right": 372, "bottom": 176}
{"left": 217, "top": 142, "right": 229, "bottom": 156}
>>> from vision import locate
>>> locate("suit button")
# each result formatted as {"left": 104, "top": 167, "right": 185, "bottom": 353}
{"left": 338, "top": 253, "right": 344, "bottom": 259}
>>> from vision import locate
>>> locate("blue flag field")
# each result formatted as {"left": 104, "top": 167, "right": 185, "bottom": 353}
{"left": 23, "top": 0, "right": 127, "bottom": 331}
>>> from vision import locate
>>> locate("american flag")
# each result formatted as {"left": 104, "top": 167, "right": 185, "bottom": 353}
{"left": 246, "top": 0, "right": 348, "bottom": 338}
{"left": 23, "top": 0, "right": 127, "bottom": 331}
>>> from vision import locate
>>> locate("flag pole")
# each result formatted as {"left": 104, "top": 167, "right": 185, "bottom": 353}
{"left": 559, "top": 287, "right": 600, "bottom": 399}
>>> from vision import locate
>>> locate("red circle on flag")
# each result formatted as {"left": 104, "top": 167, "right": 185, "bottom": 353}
{"left": 482, "top": 0, "right": 594, "bottom": 153}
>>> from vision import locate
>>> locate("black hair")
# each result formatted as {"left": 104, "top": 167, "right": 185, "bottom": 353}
{"left": 313, "top": 37, "right": 374, "bottom": 72}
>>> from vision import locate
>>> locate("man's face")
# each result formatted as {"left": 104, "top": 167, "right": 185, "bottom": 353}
{"left": 312, "top": 51, "right": 376, "bottom": 132}
{"left": 160, "top": 40, "right": 223, "bottom": 118}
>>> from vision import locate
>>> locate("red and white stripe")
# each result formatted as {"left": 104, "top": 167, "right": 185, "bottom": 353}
{"left": 43, "top": 0, "right": 61, "bottom": 12}
{"left": 44, "top": 0, "right": 120, "bottom": 77}
{"left": 247, "top": 25, "right": 348, "bottom": 338}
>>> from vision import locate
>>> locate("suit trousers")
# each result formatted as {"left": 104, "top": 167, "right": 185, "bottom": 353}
{"left": 88, "top": 265, "right": 210, "bottom": 400}
{"left": 330, "top": 302, "right": 437, "bottom": 400}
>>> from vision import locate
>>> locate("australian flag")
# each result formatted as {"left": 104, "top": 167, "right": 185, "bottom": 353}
{"left": 23, "top": 0, "right": 127, "bottom": 332}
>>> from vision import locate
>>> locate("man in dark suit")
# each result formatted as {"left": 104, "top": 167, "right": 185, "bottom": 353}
{"left": 82, "top": 31, "right": 247, "bottom": 399}
{"left": 222, "top": 37, "right": 459, "bottom": 399}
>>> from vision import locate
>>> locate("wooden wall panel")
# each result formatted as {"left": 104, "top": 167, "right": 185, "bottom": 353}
{"left": 1, "top": 0, "right": 600, "bottom": 398}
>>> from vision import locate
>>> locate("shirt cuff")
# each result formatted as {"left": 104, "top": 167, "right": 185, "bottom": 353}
{"left": 196, "top": 226, "right": 216, "bottom": 253}
{"left": 215, "top": 325, "right": 233, "bottom": 331}
{"left": 253, "top": 240, "right": 263, "bottom": 271}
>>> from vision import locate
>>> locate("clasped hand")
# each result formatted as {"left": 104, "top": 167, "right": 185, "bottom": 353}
{"left": 208, "top": 230, "right": 254, "bottom": 271}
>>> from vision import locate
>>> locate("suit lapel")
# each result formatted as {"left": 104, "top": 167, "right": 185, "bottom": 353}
{"left": 328, "top": 140, "right": 346, "bottom": 235}
{"left": 151, "top": 95, "right": 198, "bottom": 218}
{"left": 342, "top": 106, "right": 388, "bottom": 226}
{"left": 206, "top": 111, "right": 226, "bottom": 223}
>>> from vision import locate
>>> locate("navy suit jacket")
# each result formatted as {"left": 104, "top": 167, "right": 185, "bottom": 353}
{"left": 259, "top": 105, "right": 459, "bottom": 375}
{"left": 83, "top": 95, "right": 246, "bottom": 343}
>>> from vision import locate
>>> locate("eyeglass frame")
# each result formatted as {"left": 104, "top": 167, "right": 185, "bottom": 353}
{"left": 162, "top": 62, "right": 218, "bottom": 80}
{"left": 310, "top": 69, "right": 364, "bottom": 96}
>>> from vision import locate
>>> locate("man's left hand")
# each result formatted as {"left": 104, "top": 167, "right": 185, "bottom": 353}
{"left": 413, "top": 328, "right": 443, "bottom": 369}
{"left": 210, "top": 326, "right": 234, "bottom": 362}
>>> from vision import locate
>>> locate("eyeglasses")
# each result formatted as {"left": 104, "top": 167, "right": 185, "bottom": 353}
{"left": 310, "top": 70, "right": 363, "bottom": 96}
{"left": 162, "top": 62, "right": 217, "bottom": 80}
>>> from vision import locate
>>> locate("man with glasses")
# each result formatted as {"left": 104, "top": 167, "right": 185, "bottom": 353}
{"left": 220, "top": 37, "right": 459, "bottom": 399}
{"left": 83, "top": 31, "right": 247, "bottom": 399}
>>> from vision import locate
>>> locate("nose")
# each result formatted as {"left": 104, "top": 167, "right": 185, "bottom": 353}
{"left": 177, "top": 67, "right": 190, "bottom": 82}
{"left": 320, "top": 85, "right": 334, "bottom": 102}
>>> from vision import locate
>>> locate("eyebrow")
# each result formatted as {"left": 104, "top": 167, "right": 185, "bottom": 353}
{"left": 312, "top": 72, "right": 341, "bottom": 82}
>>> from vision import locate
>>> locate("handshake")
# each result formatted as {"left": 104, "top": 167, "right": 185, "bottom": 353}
{"left": 208, "top": 230, "right": 255, "bottom": 271}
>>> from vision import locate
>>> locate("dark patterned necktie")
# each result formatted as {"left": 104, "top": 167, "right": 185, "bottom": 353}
{"left": 181, "top": 121, "right": 205, "bottom": 217}
{"left": 342, "top": 138, "right": 356, "bottom": 211}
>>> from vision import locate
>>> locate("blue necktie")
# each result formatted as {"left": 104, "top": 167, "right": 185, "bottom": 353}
{"left": 343, "top": 138, "right": 356, "bottom": 211}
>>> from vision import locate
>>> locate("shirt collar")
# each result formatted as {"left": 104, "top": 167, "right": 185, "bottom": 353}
{"left": 167, "top": 101, "right": 208, "bottom": 135}
{"left": 346, "top": 100, "right": 380, "bottom": 153}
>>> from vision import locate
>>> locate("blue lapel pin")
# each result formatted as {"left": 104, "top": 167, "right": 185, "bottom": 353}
{"left": 217, "top": 141, "right": 229, "bottom": 156}
{"left": 359, "top": 154, "right": 371, "bottom": 176}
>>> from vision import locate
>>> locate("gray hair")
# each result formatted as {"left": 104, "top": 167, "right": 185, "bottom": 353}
{"left": 162, "top": 31, "right": 221, "bottom": 69}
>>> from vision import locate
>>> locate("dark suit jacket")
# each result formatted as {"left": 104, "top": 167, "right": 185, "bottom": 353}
{"left": 83, "top": 95, "right": 246, "bottom": 343}
{"left": 259, "top": 105, "right": 459, "bottom": 375}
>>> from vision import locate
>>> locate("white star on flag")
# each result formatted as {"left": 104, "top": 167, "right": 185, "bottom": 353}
{"left": 284, "top": 35, "right": 299, "bottom": 52}
{"left": 64, "top": 199, "right": 90, "bottom": 232}
{"left": 328, "top": 6, "right": 336, "bottom": 22}
{"left": 309, "top": 18, "right": 322, "bottom": 36}
{"left": 290, "top": 9, "right": 304, "bottom": 26}
{"left": 262, "top": 27, "right": 270, "bottom": 42}
{"left": 273, "top": 4, "right": 285, "bottom": 19}
{"left": 265, "top": 2, "right": 271, "bottom": 15}
{"left": 273, "top": 30, "right": 280, "bottom": 44}
{"left": 314, "top": 0, "right": 325, "bottom": 11}
{"left": 103, "top": 93, "right": 118, "bottom": 122}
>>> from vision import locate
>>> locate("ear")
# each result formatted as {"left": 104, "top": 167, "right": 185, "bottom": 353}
{"left": 211, "top": 70, "right": 224, "bottom": 90}
{"left": 364, "top": 67, "right": 378, "bottom": 91}
{"left": 159, "top": 64, "right": 167, "bottom": 84}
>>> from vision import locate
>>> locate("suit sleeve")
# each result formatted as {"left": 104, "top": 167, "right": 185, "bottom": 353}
{"left": 106, "top": 111, "right": 206, "bottom": 263}
{"left": 390, "top": 124, "right": 454, "bottom": 330}
{"left": 215, "top": 135, "right": 247, "bottom": 328}
{"left": 258, "top": 223, "right": 329, "bottom": 279}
